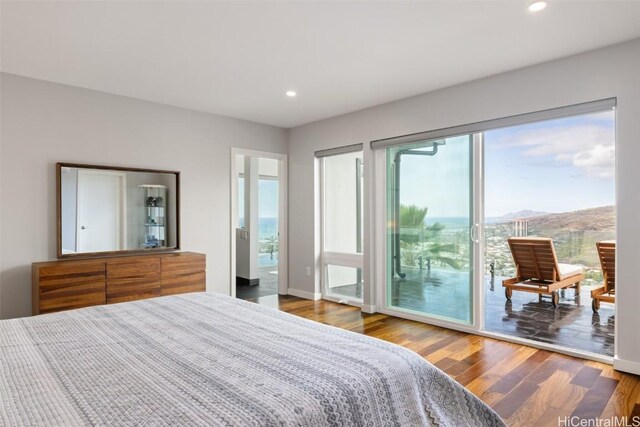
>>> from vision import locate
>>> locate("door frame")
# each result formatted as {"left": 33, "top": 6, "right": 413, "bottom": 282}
{"left": 229, "top": 147, "right": 288, "bottom": 297}
{"left": 76, "top": 169, "right": 127, "bottom": 252}
{"left": 372, "top": 136, "right": 480, "bottom": 329}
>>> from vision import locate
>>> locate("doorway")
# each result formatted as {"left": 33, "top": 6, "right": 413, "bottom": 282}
{"left": 75, "top": 169, "right": 126, "bottom": 253}
{"left": 230, "top": 148, "right": 288, "bottom": 302}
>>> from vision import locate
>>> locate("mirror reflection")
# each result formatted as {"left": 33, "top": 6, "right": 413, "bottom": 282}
{"left": 60, "top": 166, "right": 178, "bottom": 255}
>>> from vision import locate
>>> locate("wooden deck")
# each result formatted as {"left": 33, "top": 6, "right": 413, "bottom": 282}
{"left": 253, "top": 294, "right": 640, "bottom": 426}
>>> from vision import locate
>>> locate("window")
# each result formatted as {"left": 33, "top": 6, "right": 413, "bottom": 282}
{"left": 320, "top": 149, "right": 364, "bottom": 303}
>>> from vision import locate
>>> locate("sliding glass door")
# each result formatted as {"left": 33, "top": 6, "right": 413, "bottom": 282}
{"left": 482, "top": 109, "right": 616, "bottom": 356}
{"left": 386, "top": 135, "right": 474, "bottom": 323}
{"left": 373, "top": 99, "right": 616, "bottom": 358}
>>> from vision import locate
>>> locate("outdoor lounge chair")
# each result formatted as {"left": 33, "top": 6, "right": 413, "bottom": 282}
{"left": 503, "top": 237, "right": 584, "bottom": 307}
{"left": 592, "top": 240, "right": 615, "bottom": 313}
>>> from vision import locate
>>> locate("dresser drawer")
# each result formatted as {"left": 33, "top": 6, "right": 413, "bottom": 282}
{"left": 40, "top": 281, "right": 106, "bottom": 314}
{"left": 38, "top": 261, "right": 106, "bottom": 286}
{"left": 161, "top": 253, "right": 205, "bottom": 277}
{"left": 161, "top": 271, "right": 205, "bottom": 296}
{"left": 107, "top": 277, "right": 161, "bottom": 304}
{"left": 107, "top": 256, "right": 161, "bottom": 279}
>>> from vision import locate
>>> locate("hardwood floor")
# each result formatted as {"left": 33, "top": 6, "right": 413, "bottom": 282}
{"left": 253, "top": 294, "right": 640, "bottom": 426}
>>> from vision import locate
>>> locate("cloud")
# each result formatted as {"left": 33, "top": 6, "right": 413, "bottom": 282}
{"left": 572, "top": 144, "right": 615, "bottom": 178}
{"left": 489, "top": 119, "right": 615, "bottom": 178}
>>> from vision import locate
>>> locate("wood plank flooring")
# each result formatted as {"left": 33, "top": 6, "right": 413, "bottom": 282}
{"left": 254, "top": 295, "right": 640, "bottom": 426}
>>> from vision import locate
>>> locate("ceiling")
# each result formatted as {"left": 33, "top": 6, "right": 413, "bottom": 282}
{"left": 2, "top": 1, "right": 640, "bottom": 129}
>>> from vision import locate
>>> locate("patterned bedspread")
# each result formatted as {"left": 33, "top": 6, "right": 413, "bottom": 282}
{"left": 1, "top": 293, "right": 505, "bottom": 426}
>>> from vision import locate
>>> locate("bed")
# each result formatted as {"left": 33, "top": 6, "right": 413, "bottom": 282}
{"left": 1, "top": 293, "right": 504, "bottom": 426}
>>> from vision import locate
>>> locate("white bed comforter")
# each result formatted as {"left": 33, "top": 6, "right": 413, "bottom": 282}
{"left": 0, "top": 293, "right": 504, "bottom": 426}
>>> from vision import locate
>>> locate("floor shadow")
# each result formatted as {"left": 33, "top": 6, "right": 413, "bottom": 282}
{"left": 236, "top": 265, "right": 279, "bottom": 301}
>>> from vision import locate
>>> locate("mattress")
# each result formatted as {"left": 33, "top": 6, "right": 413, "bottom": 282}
{"left": 0, "top": 293, "right": 505, "bottom": 426}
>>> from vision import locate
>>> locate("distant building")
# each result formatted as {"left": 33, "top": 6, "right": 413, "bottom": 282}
{"left": 513, "top": 219, "right": 529, "bottom": 237}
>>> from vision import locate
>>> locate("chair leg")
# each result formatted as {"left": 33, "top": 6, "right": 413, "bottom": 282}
{"left": 505, "top": 288, "right": 512, "bottom": 301}
{"left": 592, "top": 298, "right": 600, "bottom": 313}
{"left": 551, "top": 291, "right": 559, "bottom": 307}
{"left": 574, "top": 282, "right": 581, "bottom": 295}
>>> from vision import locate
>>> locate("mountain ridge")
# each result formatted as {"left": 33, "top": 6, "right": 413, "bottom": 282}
{"left": 490, "top": 210, "right": 549, "bottom": 222}
{"left": 528, "top": 205, "right": 614, "bottom": 232}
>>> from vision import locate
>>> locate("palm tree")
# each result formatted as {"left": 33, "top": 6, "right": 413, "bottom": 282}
{"left": 265, "top": 235, "right": 278, "bottom": 259}
{"left": 399, "top": 204, "right": 461, "bottom": 270}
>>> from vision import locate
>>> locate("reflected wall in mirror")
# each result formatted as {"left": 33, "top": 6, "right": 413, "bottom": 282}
{"left": 57, "top": 163, "right": 180, "bottom": 257}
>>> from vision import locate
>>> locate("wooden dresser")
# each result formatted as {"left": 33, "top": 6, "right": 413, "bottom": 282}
{"left": 32, "top": 252, "right": 206, "bottom": 315}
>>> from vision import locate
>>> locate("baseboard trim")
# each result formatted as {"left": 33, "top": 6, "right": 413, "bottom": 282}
{"left": 362, "top": 304, "right": 377, "bottom": 314}
{"left": 287, "top": 288, "right": 321, "bottom": 300}
{"left": 236, "top": 277, "right": 260, "bottom": 286}
{"left": 613, "top": 357, "right": 640, "bottom": 375}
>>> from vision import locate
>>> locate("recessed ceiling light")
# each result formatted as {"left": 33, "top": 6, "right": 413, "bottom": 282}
{"left": 286, "top": 91, "right": 297, "bottom": 98}
{"left": 528, "top": 1, "right": 547, "bottom": 12}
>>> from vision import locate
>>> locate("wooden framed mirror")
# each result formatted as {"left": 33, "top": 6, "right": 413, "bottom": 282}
{"left": 57, "top": 163, "right": 180, "bottom": 258}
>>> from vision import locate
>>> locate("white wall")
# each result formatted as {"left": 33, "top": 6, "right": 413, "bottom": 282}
{"left": 288, "top": 38, "right": 640, "bottom": 373}
{"left": 0, "top": 73, "right": 288, "bottom": 319}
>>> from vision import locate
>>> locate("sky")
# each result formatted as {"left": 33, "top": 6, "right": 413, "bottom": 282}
{"left": 397, "top": 109, "right": 615, "bottom": 219}
{"left": 398, "top": 135, "right": 471, "bottom": 218}
{"left": 258, "top": 179, "right": 279, "bottom": 218}
{"left": 238, "top": 177, "right": 279, "bottom": 225}
{"left": 484, "top": 110, "right": 615, "bottom": 217}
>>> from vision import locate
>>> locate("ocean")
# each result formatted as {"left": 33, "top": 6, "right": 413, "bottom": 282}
{"left": 239, "top": 216, "right": 279, "bottom": 239}
{"left": 424, "top": 217, "right": 470, "bottom": 230}
{"left": 258, "top": 217, "right": 278, "bottom": 239}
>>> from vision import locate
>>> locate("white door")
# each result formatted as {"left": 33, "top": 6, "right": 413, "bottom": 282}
{"left": 76, "top": 170, "right": 125, "bottom": 253}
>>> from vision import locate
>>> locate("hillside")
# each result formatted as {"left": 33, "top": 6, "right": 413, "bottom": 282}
{"left": 490, "top": 210, "right": 548, "bottom": 222}
{"left": 528, "top": 206, "right": 615, "bottom": 232}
